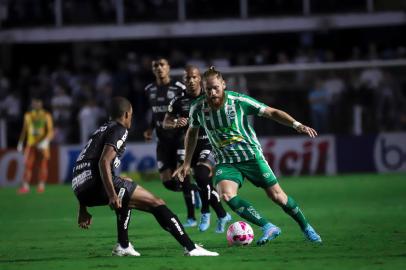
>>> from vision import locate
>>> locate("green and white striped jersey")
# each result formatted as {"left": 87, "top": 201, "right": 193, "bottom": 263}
{"left": 189, "top": 90, "right": 267, "bottom": 164}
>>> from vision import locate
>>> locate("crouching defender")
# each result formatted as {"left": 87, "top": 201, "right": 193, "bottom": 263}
{"left": 72, "top": 97, "right": 218, "bottom": 256}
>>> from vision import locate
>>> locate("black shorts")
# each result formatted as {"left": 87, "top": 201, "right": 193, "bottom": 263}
{"left": 191, "top": 143, "right": 216, "bottom": 168}
{"left": 156, "top": 139, "right": 184, "bottom": 172}
{"left": 73, "top": 172, "right": 137, "bottom": 207}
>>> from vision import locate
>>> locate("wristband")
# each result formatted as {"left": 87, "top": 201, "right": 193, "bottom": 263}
{"left": 292, "top": 121, "right": 302, "bottom": 129}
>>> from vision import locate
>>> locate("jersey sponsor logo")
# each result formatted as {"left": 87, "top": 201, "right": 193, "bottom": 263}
{"left": 167, "top": 91, "right": 175, "bottom": 99}
{"left": 168, "top": 104, "right": 173, "bottom": 112}
{"left": 152, "top": 105, "right": 168, "bottom": 113}
{"left": 157, "top": 97, "right": 165, "bottom": 102}
{"left": 219, "top": 135, "right": 244, "bottom": 147}
{"left": 72, "top": 170, "right": 92, "bottom": 190}
{"left": 113, "top": 157, "right": 121, "bottom": 168}
{"left": 93, "top": 125, "right": 107, "bottom": 136}
{"left": 117, "top": 139, "right": 124, "bottom": 149}
{"left": 215, "top": 169, "right": 222, "bottom": 176}
{"left": 74, "top": 162, "right": 90, "bottom": 171}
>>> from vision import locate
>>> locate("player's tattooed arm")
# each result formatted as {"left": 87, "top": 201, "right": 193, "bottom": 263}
{"left": 99, "top": 145, "right": 122, "bottom": 210}
{"left": 262, "top": 107, "right": 318, "bottom": 138}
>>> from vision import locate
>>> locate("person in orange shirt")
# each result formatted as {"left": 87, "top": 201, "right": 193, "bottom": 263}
{"left": 17, "top": 98, "right": 54, "bottom": 194}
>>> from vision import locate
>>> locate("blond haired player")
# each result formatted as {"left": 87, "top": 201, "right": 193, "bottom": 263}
{"left": 174, "top": 67, "right": 322, "bottom": 244}
{"left": 17, "top": 98, "right": 54, "bottom": 194}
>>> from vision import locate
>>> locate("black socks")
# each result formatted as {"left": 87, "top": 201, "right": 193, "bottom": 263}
{"left": 194, "top": 165, "right": 226, "bottom": 218}
{"left": 115, "top": 206, "right": 131, "bottom": 248}
{"left": 151, "top": 205, "right": 195, "bottom": 251}
{"left": 181, "top": 175, "right": 196, "bottom": 219}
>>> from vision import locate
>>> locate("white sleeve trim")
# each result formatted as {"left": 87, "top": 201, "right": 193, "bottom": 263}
{"left": 258, "top": 106, "right": 266, "bottom": 116}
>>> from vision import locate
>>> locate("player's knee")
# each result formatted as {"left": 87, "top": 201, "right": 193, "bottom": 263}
{"left": 151, "top": 197, "right": 166, "bottom": 207}
{"left": 220, "top": 191, "right": 235, "bottom": 202}
{"left": 163, "top": 179, "right": 182, "bottom": 191}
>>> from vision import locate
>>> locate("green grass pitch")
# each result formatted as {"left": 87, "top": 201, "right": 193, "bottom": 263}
{"left": 0, "top": 173, "right": 405, "bottom": 270}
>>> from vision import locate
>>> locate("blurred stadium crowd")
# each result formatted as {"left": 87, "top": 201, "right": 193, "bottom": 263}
{"left": 0, "top": 0, "right": 405, "bottom": 146}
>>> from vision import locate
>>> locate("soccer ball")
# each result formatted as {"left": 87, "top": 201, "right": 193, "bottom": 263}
{"left": 226, "top": 221, "right": 254, "bottom": 246}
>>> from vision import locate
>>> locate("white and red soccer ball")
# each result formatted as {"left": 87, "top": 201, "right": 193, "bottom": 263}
{"left": 226, "top": 221, "right": 254, "bottom": 246}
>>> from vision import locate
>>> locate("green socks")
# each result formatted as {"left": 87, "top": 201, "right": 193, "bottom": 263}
{"left": 282, "top": 196, "right": 309, "bottom": 230}
{"left": 226, "top": 195, "right": 309, "bottom": 230}
{"left": 227, "top": 196, "right": 268, "bottom": 227}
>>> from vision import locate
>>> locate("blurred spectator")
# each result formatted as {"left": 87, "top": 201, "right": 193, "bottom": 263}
{"left": 276, "top": 51, "right": 290, "bottom": 64}
{"left": 0, "top": 90, "right": 22, "bottom": 146}
{"left": 51, "top": 84, "right": 72, "bottom": 143}
{"left": 376, "top": 72, "right": 404, "bottom": 131}
{"left": 78, "top": 99, "right": 105, "bottom": 145}
{"left": 187, "top": 50, "right": 207, "bottom": 70}
{"left": 351, "top": 67, "right": 384, "bottom": 133}
{"left": 323, "top": 71, "right": 346, "bottom": 132}
{"left": 308, "top": 79, "right": 329, "bottom": 134}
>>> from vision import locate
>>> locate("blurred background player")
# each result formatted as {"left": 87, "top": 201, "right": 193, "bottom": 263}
{"left": 175, "top": 67, "right": 321, "bottom": 245}
{"left": 17, "top": 97, "right": 54, "bottom": 194}
{"left": 163, "top": 65, "right": 232, "bottom": 232}
{"left": 143, "top": 58, "right": 200, "bottom": 227}
{"left": 72, "top": 96, "right": 218, "bottom": 257}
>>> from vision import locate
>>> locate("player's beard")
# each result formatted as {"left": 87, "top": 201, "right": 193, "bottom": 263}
{"left": 207, "top": 92, "right": 225, "bottom": 110}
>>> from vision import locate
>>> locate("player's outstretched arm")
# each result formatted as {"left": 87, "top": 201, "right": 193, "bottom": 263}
{"left": 99, "top": 145, "right": 121, "bottom": 210}
{"left": 173, "top": 126, "right": 199, "bottom": 181}
{"left": 262, "top": 107, "right": 318, "bottom": 138}
{"left": 78, "top": 203, "right": 92, "bottom": 229}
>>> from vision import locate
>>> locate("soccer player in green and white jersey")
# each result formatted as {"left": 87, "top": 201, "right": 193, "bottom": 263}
{"left": 174, "top": 66, "right": 322, "bottom": 244}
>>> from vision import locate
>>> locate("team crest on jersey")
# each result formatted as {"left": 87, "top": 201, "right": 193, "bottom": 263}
{"left": 263, "top": 172, "right": 271, "bottom": 178}
{"left": 167, "top": 91, "right": 175, "bottom": 99}
{"left": 226, "top": 105, "right": 236, "bottom": 120}
{"left": 216, "top": 169, "right": 223, "bottom": 176}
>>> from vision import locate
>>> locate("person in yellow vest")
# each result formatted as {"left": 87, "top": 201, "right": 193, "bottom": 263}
{"left": 17, "top": 97, "right": 54, "bottom": 194}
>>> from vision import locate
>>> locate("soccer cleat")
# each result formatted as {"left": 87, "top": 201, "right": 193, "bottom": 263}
{"left": 303, "top": 224, "right": 322, "bottom": 243}
{"left": 183, "top": 218, "right": 197, "bottom": 227}
{"left": 199, "top": 213, "right": 211, "bottom": 232}
{"left": 112, "top": 242, "right": 141, "bottom": 256}
{"left": 215, "top": 213, "right": 232, "bottom": 233}
{"left": 17, "top": 186, "right": 30, "bottom": 194}
{"left": 256, "top": 223, "right": 281, "bottom": 245}
{"left": 194, "top": 190, "right": 202, "bottom": 209}
{"left": 185, "top": 244, "right": 219, "bottom": 256}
